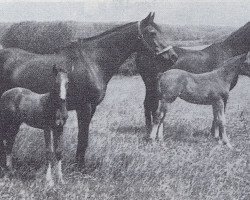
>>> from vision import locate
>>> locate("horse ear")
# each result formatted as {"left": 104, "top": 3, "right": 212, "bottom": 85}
{"left": 141, "top": 12, "right": 152, "bottom": 27}
{"left": 150, "top": 12, "right": 155, "bottom": 23}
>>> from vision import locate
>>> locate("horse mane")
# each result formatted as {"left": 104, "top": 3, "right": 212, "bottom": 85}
{"left": 78, "top": 21, "right": 137, "bottom": 42}
{"left": 57, "top": 21, "right": 137, "bottom": 51}
{"left": 223, "top": 22, "right": 250, "bottom": 54}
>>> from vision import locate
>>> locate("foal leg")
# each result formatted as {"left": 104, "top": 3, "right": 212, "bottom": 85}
{"left": 215, "top": 100, "right": 232, "bottom": 149}
{"left": 211, "top": 105, "right": 220, "bottom": 139}
{"left": 157, "top": 100, "right": 167, "bottom": 141}
{"left": 44, "top": 129, "right": 54, "bottom": 187}
{"left": 5, "top": 124, "right": 20, "bottom": 172}
{"left": 150, "top": 99, "right": 166, "bottom": 141}
{"left": 53, "top": 128, "right": 64, "bottom": 184}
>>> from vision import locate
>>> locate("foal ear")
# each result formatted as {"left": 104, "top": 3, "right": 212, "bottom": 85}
{"left": 52, "top": 64, "right": 59, "bottom": 76}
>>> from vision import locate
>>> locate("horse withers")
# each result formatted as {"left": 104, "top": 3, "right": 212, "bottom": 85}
{"left": 150, "top": 53, "right": 250, "bottom": 148}
{"left": 0, "top": 65, "right": 69, "bottom": 187}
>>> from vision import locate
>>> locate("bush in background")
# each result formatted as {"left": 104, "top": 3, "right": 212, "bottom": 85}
{"left": 1, "top": 21, "right": 74, "bottom": 54}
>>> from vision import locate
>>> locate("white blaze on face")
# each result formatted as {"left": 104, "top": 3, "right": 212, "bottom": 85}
{"left": 59, "top": 73, "right": 68, "bottom": 100}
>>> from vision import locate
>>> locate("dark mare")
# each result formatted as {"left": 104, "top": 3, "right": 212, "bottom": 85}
{"left": 136, "top": 22, "right": 250, "bottom": 138}
{"left": 0, "top": 13, "right": 177, "bottom": 168}
{"left": 0, "top": 65, "right": 69, "bottom": 186}
{"left": 151, "top": 53, "right": 249, "bottom": 148}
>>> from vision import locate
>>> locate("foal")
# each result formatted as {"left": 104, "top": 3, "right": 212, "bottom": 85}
{"left": 0, "top": 65, "right": 69, "bottom": 186}
{"left": 150, "top": 53, "right": 250, "bottom": 148}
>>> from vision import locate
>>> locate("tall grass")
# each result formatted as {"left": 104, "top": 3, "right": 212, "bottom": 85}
{"left": 0, "top": 75, "right": 249, "bottom": 199}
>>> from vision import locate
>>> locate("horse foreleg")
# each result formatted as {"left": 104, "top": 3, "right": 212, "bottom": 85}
{"left": 76, "top": 103, "right": 92, "bottom": 169}
{"left": 144, "top": 92, "right": 153, "bottom": 138}
{"left": 44, "top": 129, "right": 54, "bottom": 187}
{"left": 53, "top": 128, "right": 64, "bottom": 184}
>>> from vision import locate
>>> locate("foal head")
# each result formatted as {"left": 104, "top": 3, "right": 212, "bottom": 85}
{"left": 138, "top": 12, "right": 178, "bottom": 63}
{"left": 52, "top": 65, "right": 69, "bottom": 128}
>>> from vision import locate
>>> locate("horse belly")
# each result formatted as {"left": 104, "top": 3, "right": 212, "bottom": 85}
{"left": 180, "top": 82, "right": 217, "bottom": 105}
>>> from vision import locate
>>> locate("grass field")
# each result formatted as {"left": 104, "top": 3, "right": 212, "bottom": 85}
{"left": 0, "top": 74, "right": 249, "bottom": 200}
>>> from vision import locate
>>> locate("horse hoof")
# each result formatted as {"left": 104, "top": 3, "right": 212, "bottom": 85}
{"left": 218, "top": 140, "right": 223, "bottom": 145}
{"left": 226, "top": 143, "right": 233, "bottom": 149}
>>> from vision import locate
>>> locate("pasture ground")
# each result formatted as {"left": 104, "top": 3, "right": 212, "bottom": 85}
{"left": 0, "top": 75, "right": 249, "bottom": 200}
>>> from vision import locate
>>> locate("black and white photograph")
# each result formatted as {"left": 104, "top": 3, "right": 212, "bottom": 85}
{"left": 0, "top": 0, "right": 249, "bottom": 199}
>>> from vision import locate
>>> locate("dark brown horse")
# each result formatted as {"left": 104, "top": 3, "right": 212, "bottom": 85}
{"left": 0, "top": 13, "right": 177, "bottom": 168}
{"left": 136, "top": 21, "right": 250, "bottom": 138}
{"left": 0, "top": 65, "right": 69, "bottom": 186}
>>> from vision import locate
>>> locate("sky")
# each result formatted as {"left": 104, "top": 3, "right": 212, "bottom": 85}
{"left": 0, "top": 0, "right": 249, "bottom": 27}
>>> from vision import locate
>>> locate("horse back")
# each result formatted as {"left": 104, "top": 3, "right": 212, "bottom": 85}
{"left": 173, "top": 44, "right": 233, "bottom": 74}
{"left": 0, "top": 48, "right": 67, "bottom": 94}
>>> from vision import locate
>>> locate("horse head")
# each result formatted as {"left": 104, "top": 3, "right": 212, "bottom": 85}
{"left": 138, "top": 12, "right": 178, "bottom": 63}
{"left": 52, "top": 64, "right": 69, "bottom": 128}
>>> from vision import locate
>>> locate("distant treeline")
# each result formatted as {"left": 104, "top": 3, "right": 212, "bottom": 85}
{"left": 0, "top": 21, "right": 235, "bottom": 75}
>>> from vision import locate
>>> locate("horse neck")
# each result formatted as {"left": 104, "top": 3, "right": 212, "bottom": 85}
{"left": 80, "top": 24, "right": 139, "bottom": 81}
{"left": 218, "top": 54, "right": 245, "bottom": 85}
{"left": 45, "top": 89, "right": 59, "bottom": 113}
{"left": 223, "top": 22, "right": 250, "bottom": 55}
{"left": 202, "top": 42, "right": 236, "bottom": 66}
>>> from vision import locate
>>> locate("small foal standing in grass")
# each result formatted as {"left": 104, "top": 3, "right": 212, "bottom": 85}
{"left": 151, "top": 52, "right": 250, "bottom": 148}
{"left": 0, "top": 65, "right": 69, "bottom": 187}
